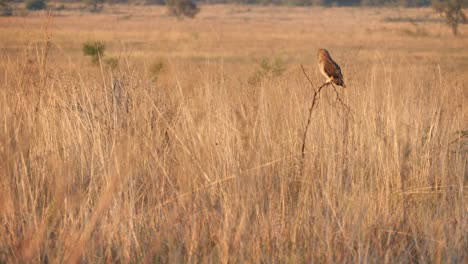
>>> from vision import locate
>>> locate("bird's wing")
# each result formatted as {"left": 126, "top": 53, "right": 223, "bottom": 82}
{"left": 324, "top": 59, "right": 343, "bottom": 80}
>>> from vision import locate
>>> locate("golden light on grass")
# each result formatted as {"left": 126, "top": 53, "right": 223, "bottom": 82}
{"left": 0, "top": 4, "right": 467, "bottom": 262}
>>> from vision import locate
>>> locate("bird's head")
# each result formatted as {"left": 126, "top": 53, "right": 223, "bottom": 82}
{"left": 317, "top": 48, "right": 331, "bottom": 59}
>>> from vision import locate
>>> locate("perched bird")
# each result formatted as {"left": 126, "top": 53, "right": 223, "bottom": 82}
{"left": 317, "top": 48, "right": 346, "bottom": 88}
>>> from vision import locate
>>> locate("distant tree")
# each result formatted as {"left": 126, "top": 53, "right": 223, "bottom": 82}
{"left": 400, "top": 0, "right": 431, "bottom": 6}
{"left": 285, "top": 0, "right": 312, "bottom": 5}
{"left": 141, "top": 0, "right": 166, "bottom": 4}
{"left": 433, "top": 0, "right": 467, "bottom": 35}
{"left": 332, "top": 0, "right": 361, "bottom": 6}
{"left": 86, "top": 0, "right": 103, "bottom": 12}
{"left": 1, "top": 0, "right": 13, "bottom": 16}
{"left": 26, "top": 0, "right": 47, "bottom": 10}
{"left": 310, "top": 0, "right": 325, "bottom": 5}
{"left": 166, "top": 0, "right": 199, "bottom": 18}
{"left": 361, "top": 0, "right": 386, "bottom": 5}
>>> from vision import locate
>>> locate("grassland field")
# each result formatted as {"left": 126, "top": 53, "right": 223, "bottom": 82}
{"left": 0, "top": 4, "right": 467, "bottom": 263}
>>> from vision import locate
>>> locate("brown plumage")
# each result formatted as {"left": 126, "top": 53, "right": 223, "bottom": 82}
{"left": 317, "top": 48, "right": 346, "bottom": 88}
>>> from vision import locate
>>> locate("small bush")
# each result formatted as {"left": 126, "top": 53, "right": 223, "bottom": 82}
{"left": 248, "top": 57, "right": 287, "bottom": 85}
{"left": 26, "top": 0, "right": 47, "bottom": 10}
{"left": 149, "top": 60, "right": 165, "bottom": 81}
{"left": 82, "top": 41, "right": 105, "bottom": 65}
{"left": 104, "top": 57, "right": 119, "bottom": 69}
{"left": 166, "top": 0, "right": 199, "bottom": 18}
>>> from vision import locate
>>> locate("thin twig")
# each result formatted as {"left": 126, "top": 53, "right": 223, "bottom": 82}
{"left": 331, "top": 84, "right": 353, "bottom": 115}
{"left": 449, "top": 129, "right": 468, "bottom": 145}
{"left": 301, "top": 64, "right": 317, "bottom": 93}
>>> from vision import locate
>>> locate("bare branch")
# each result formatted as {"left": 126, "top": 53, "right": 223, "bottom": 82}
{"left": 299, "top": 66, "right": 330, "bottom": 176}
{"left": 298, "top": 65, "right": 354, "bottom": 177}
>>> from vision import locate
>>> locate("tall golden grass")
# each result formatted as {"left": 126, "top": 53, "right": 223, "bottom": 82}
{"left": 0, "top": 5, "right": 467, "bottom": 262}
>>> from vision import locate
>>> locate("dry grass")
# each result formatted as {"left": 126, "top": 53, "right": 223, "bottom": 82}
{"left": 0, "top": 4, "right": 467, "bottom": 262}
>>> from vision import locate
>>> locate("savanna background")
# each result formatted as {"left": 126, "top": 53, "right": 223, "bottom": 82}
{"left": 0, "top": 0, "right": 467, "bottom": 262}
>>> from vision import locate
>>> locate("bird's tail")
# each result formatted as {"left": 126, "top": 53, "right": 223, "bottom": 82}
{"left": 335, "top": 78, "right": 346, "bottom": 88}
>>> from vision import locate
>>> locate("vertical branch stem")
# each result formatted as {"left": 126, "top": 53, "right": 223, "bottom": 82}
{"left": 299, "top": 64, "right": 329, "bottom": 176}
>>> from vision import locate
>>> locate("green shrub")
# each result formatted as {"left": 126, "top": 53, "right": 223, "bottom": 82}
{"left": 82, "top": 41, "right": 105, "bottom": 65}
{"left": 248, "top": 57, "right": 287, "bottom": 85}
{"left": 26, "top": 0, "right": 47, "bottom": 10}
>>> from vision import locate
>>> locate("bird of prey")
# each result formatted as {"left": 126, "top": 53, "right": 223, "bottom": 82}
{"left": 317, "top": 48, "right": 346, "bottom": 88}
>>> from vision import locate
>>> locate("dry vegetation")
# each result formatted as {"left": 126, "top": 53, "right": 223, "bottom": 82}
{"left": 0, "top": 5, "right": 467, "bottom": 262}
